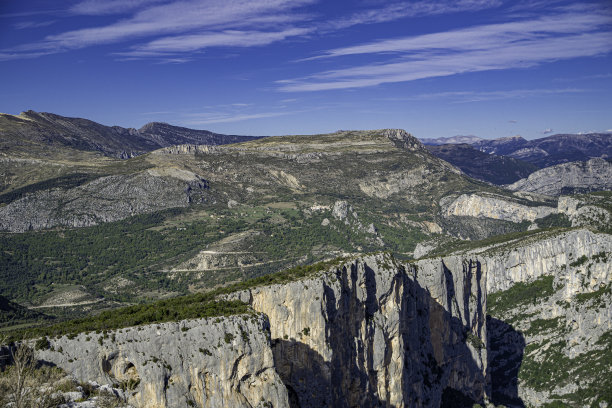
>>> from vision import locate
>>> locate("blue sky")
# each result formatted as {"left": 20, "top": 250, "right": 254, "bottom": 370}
{"left": 0, "top": 0, "right": 611, "bottom": 139}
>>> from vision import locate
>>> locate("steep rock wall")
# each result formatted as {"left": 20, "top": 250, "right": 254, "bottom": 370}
{"left": 36, "top": 315, "right": 288, "bottom": 408}
{"left": 475, "top": 229, "right": 611, "bottom": 297}
{"left": 231, "top": 254, "right": 489, "bottom": 407}
{"left": 442, "top": 193, "right": 555, "bottom": 223}
{"left": 507, "top": 158, "right": 612, "bottom": 196}
{"left": 35, "top": 254, "right": 490, "bottom": 408}
{"left": 475, "top": 229, "right": 612, "bottom": 407}
{"left": 0, "top": 170, "right": 209, "bottom": 232}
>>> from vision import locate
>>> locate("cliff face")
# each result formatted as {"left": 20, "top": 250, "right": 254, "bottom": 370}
{"left": 476, "top": 229, "right": 611, "bottom": 296}
{"left": 36, "top": 315, "right": 289, "bottom": 408}
{"left": 0, "top": 169, "right": 210, "bottom": 232}
{"left": 235, "top": 254, "right": 488, "bottom": 407}
{"left": 507, "top": 158, "right": 612, "bottom": 196}
{"left": 442, "top": 193, "right": 555, "bottom": 223}
{"left": 36, "top": 254, "right": 489, "bottom": 408}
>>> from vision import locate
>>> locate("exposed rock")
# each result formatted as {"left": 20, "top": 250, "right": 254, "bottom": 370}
{"left": 558, "top": 196, "right": 611, "bottom": 229}
{"left": 413, "top": 242, "right": 436, "bottom": 258}
{"left": 442, "top": 193, "right": 556, "bottom": 223}
{"left": 229, "top": 254, "right": 489, "bottom": 407}
{"left": 0, "top": 170, "right": 209, "bottom": 232}
{"left": 332, "top": 200, "right": 350, "bottom": 220}
{"left": 358, "top": 167, "right": 431, "bottom": 198}
{"left": 37, "top": 315, "right": 289, "bottom": 408}
{"left": 473, "top": 229, "right": 612, "bottom": 407}
{"left": 473, "top": 229, "right": 611, "bottom": 296}
{"left": 381, "top": 128, "right": 425, "bottom": 151}
{"left": 507, "top": 158, "right": 612, "bottom": 196}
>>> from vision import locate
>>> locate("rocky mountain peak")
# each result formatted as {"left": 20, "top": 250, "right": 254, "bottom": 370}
{"left": 138, "top": 121, "right": 172, "bottom": 132}
{"left": 380, "top": 128, "right": 424, "bottom": 151}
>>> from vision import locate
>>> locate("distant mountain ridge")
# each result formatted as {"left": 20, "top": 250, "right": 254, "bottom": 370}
{"left": 420, "top": 135, "right": 484, "bottom": 145}
{"left": 420, "top": 132, "right": 611, "bottom": 169}
{"left": 473, "top": 133, "right": 612, "bottom": 167}
{"left": 0, "top": 110, "right": 263, "bottom": 158}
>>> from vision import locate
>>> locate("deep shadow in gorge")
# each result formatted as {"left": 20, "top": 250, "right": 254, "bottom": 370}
{"left": 487, "top": 315, "right": 526, "bottom": 408}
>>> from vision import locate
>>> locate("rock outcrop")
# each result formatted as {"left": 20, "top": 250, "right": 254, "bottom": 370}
{"left": 37, "top": 315, "right": 289, "bottom": 408}
{"left": 0, "top": 169, "right": 210, "bottom": 232}
{"left": 442, "top": 193, "right": 556, "bottom": 223}
{"left": 557, "top": 195, "right": 611, "bottom": 229}
{"left": 471, "top": 229, "right": 611, "bottom": 296}
{"left": 507, "top": 158, "right": 612, "bottom": 196}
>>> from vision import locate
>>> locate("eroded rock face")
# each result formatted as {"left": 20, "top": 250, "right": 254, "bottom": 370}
{"left": 442, "top": 193, "right": 556, "bottom": 223}
{"left": 476, "top": 229, "right": 611, "bottom": 296}
{"left": 232, "top": 254, "right": 489, "bottom": 407}
{"left": 36, "top": 315, "right": 289, "bottom": 408}
{"left": 507, "top": 158, "right": 612, "bottom": 196}
{"left": 0, "top": 170, "right": 209, "bottom": 232}
{"left": 472, "top": 228, "right": 612, "bottom": 407}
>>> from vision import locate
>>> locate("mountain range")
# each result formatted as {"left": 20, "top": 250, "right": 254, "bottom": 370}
{"left": 422, "top": 132, "right": 611, "bottom": 168}
{"left": 0, "top": 110, "right": 260, "bottom": 159}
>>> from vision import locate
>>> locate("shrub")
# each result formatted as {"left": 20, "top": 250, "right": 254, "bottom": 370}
{"left": 34, "top": 337, "right": 50, "bottom": 351}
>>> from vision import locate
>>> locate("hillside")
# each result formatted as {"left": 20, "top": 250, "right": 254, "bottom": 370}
{"left": 0, "top": 110, "right": 260, "bottom": 160}
{"left": 0, "top": 120, "right": 609, "bottom": 408}
{"left": 425, "top": 143, "right": 538, "bottom": 184}
{"left": 5, "top": 222, "right": 610, "bottom": 407}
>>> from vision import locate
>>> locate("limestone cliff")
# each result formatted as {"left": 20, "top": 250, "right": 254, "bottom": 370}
{"left": 470, "top": 229, "right": 612, "bottom": 407}
{"left": 472, "top": 229, "right": 611, "bottom": 296}
{"left": 0, "top": 169, "right": 210, "bottom": 232}
{"left": 36, "top": 315, "right": 288, "bottom": 408}
{"left": 441, "top": 193, "right": 556, "bottom": 224}
{"left": 507, "top": 158, "right": 612, "bottom": 196}
{"left": 232, "top": 254, "right": 488, "bottom": 407}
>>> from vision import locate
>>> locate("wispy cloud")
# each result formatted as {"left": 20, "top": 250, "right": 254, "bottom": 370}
{"left": 2, "top": 0, "right": 315, "bottom": 60}
{"left": 182, "top": 111, "right": 298, "bottom": 125}
{"left": 118, "top": 28, "right": 312, "bottom": 57}
{"left": 325, "top": 0, "right": 502, "bottom": 30}
{"left": 69, "top": 0, "right": 168, "bottom": 15}
{"left": 553, "top": 72, "right": 612, "bottom": 82}
{"left": 1, "top": 0, "right": 509, "bottom": 62}
{"left": 407, "top": 88, "right": 587, "bottom": 103}
{"left": 541, "top": 128, "right": 553, "bottom": 134}
{"left": 13, "top": 20, "right": 56, "bottom": 30}
{"left": 280, "top": 7, "right": 612, "bottom": 91}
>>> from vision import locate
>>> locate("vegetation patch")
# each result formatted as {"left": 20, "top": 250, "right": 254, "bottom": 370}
{"left": 525, "top": 317, "right": 563, "bottom": 336}
{"left": 488, "top": 275, "right": 555, "bottom": 317}
{"left": 574, "top": 284, "right": 611, "bottom": 308}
